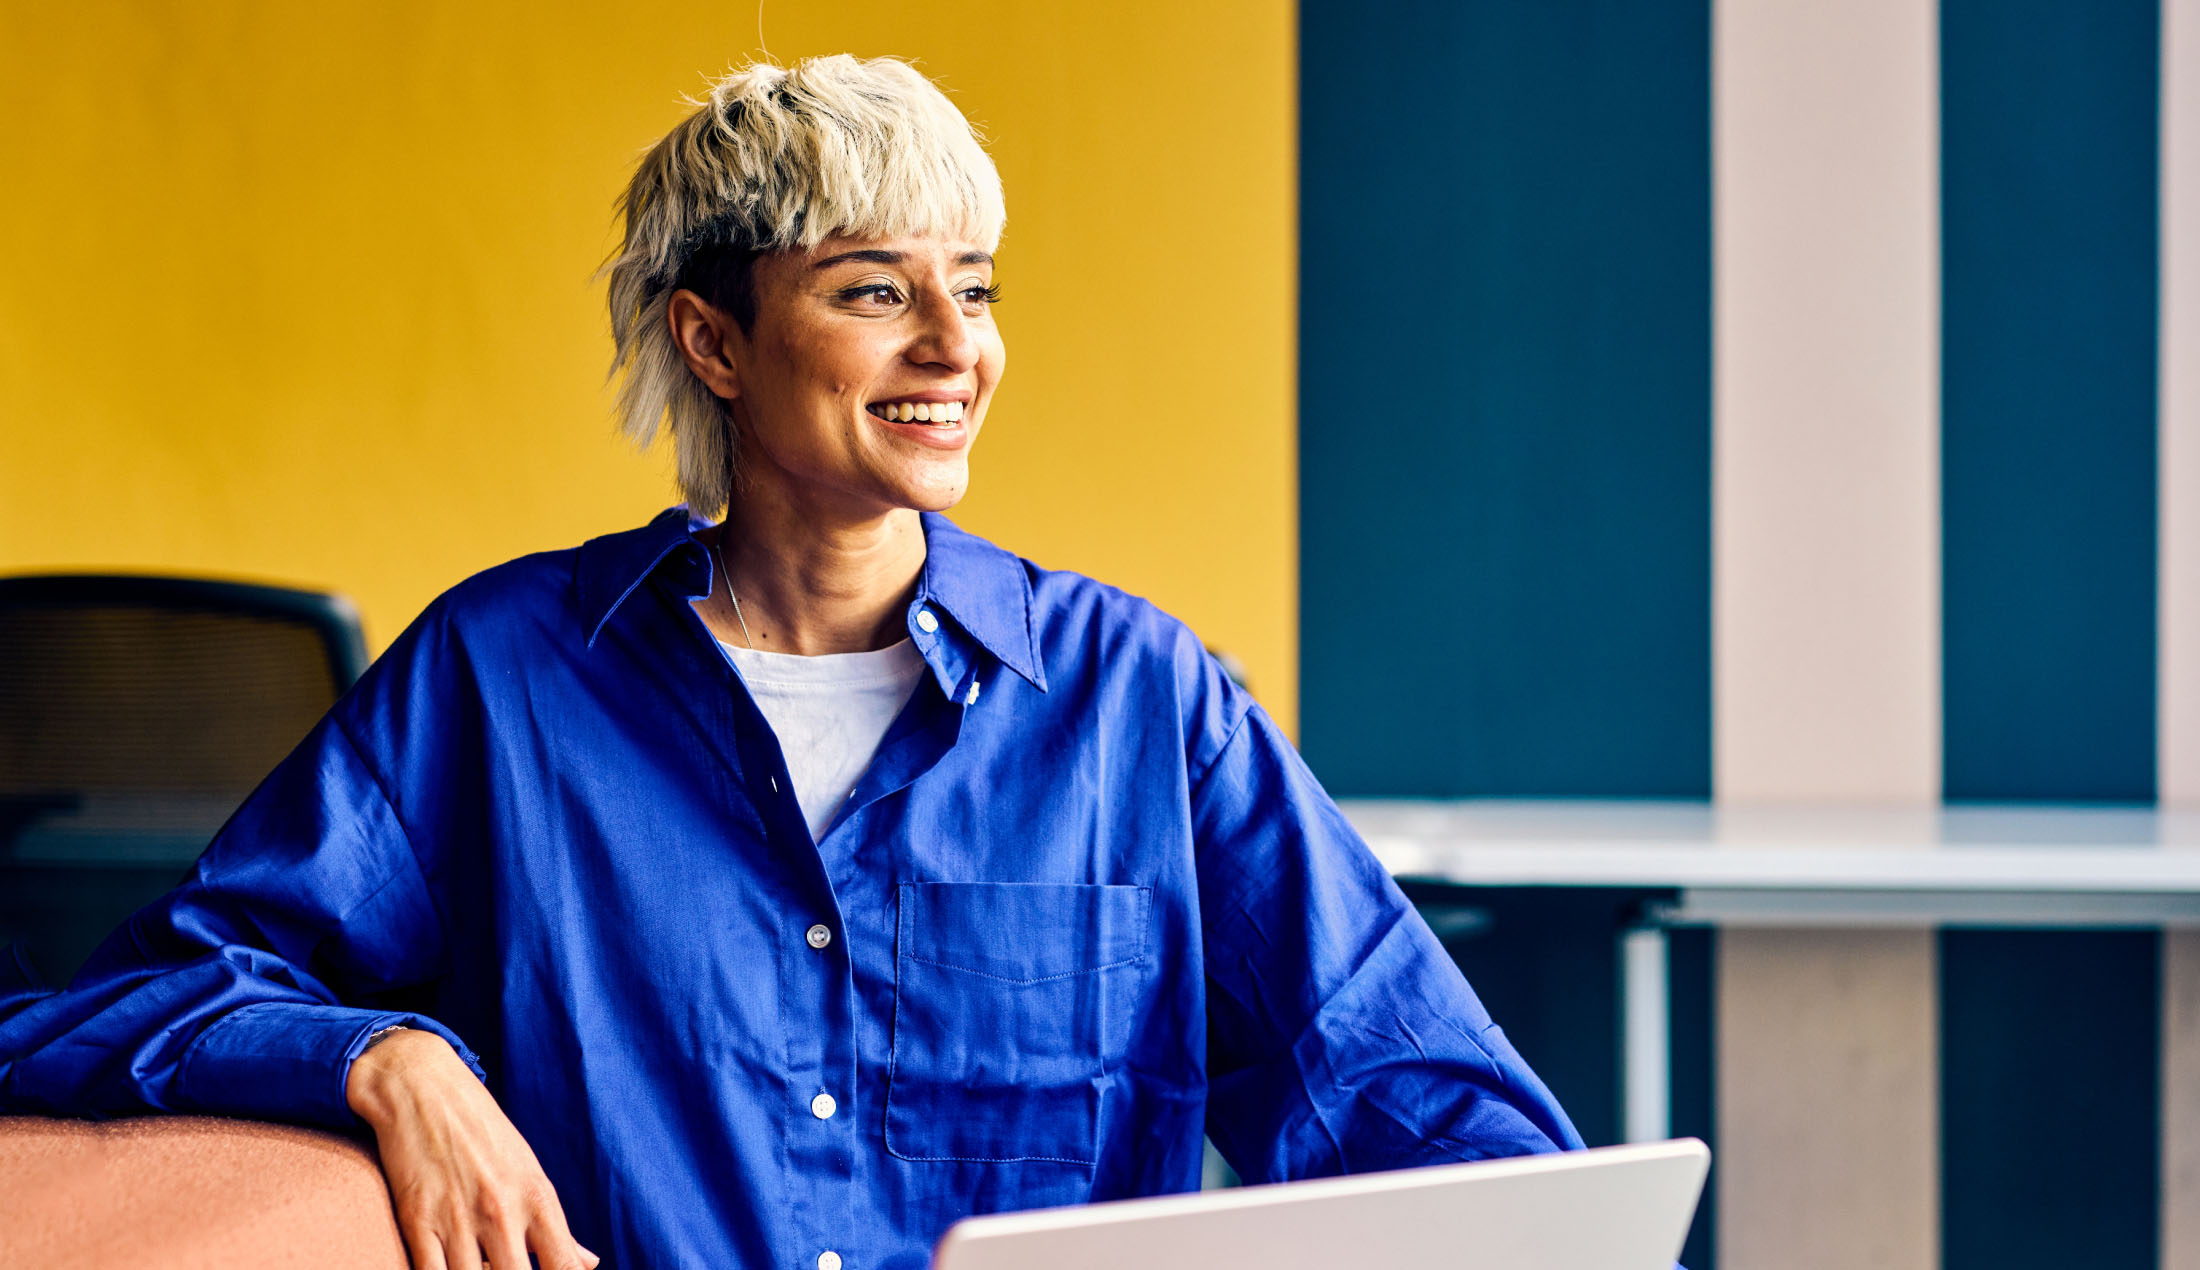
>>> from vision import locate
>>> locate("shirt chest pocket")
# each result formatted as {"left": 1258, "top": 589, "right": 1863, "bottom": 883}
{"left": 885, "top": 881, "right": 1151, "bottom": 1165}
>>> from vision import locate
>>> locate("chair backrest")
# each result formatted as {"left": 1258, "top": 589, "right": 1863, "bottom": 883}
{"left": 0, "top": 1114, "right": 410, "bottom": 1269}
{"left": 0, "top": 574, "right": 366, "bottom": 984}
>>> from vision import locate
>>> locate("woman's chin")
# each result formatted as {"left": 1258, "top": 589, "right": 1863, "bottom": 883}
{"left": 901, "top": 476, "right": 970, "bottom": 514}
{"left": 854, "top": 459, "right": 969, "bottom": 517}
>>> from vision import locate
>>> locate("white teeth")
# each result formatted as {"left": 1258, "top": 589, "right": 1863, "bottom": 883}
{"left": 873, "top": 401, "right": 967, "bottom": 423}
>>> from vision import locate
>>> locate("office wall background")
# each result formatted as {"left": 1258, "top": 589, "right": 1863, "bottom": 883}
{"left": 1301, "top": 1, "right": 2197, "bottom": 1268}
{"left": 0, "top": 1, "right": 1299, "bottom": 728}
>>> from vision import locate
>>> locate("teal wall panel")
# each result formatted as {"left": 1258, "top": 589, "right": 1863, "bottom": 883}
{"left": 1940, "top": 2, "right": 2160, "bottom": 1265}
{"left": 1941, "top": 0, "right": 2159, "bottom": 803}
{"left": 1298, "top": 0, "right": 1711, "bottom": 798}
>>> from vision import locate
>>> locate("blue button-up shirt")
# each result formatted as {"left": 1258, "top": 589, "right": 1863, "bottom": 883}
{"left": 0, "top": 508, "right": 1581, "bottom": 1268}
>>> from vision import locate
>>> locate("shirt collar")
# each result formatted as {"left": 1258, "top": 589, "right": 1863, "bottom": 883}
{"left": 574, "top": 507, "right": 1047, "bottom": 694}
{"left": 576, "top": 507, "right": 711, "bottom": 647}
{"left": 911, "top": 511, "right": 1048, "bottom": 693}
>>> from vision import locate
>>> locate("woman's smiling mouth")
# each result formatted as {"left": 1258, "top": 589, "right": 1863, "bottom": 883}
{"left": 867, "top": 400, "right": 966, "bottom": 423}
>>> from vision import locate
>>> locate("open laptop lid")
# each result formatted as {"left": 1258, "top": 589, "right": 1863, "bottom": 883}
{"left": 933, "top": 1139, "right": 1709, "bottom": 1270}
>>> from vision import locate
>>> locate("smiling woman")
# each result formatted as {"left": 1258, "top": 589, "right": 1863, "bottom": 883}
{"left": 0, "top": 53, "right": 1582, "bottom": 1270}
{"left": 604, "top": 58, "right": 1014, "bottom": 657}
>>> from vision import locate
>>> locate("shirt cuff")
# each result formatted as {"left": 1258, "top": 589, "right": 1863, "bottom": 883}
{"left": 176, "top": 1001, "right": 486, "bottom": 1131}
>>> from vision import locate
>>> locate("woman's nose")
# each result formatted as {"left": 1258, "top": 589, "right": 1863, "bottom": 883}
{"left": 907, "top": 287, "right": 981, "bottom": 371}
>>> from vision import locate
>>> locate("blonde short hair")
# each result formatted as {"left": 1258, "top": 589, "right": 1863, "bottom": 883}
{"left": 604, "top": 55, "right": 1007, "bottom": 518}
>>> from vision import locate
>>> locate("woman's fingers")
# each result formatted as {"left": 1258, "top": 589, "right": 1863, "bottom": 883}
{"left": 392, "top": 1174, "right": 586, "bottom": 1270}
{"left": 415, "top": 1181, "right": 593, "bottom": 1270}
{"left": 399, "top": 1223, "right": 452, "bottom": 1270}
{"left": 528, "top": 1232, "right": 602, "bottom": 1270}
{"left": 398, "top": 1186, "right": 594, "bottom": 1270}
{"left": 481, "top": 1213, "right": 532, "bottom": 1270}
{"left": 525, "top": 1189, "right": 602, "bottom": 1270}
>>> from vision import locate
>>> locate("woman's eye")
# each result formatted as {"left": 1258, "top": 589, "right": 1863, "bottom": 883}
{"left": 841, "top": 284, "right": 904, "bottom": 306}
{"left": 837, "top": 281, "right": 998, "bottom": 309}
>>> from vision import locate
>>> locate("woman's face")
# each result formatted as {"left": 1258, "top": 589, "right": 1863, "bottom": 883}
{"left": 717, "top": 232, "right": 1004, "bottom": 522}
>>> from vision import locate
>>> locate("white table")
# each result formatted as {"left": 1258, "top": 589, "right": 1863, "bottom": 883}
{"left": 1343, "top": 800, "right": 2200, "bottom": 1144}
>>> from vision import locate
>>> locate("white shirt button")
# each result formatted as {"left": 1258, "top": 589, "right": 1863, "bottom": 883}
{"left": 811, "top": 1092, "right": 837, "bottom": 1120}
{"left": 817, "top": 1253, "right": 842, "bottom": 1270}
{"left": 915, "top": 609, "right": 939, "bottom": 634}
{"left": 805, "top": 924, "right": 832, "bottom": 949}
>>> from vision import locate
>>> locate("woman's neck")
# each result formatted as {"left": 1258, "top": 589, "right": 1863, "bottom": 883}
{"left": 704, "top": 494, "right": 927, "bottom": 656}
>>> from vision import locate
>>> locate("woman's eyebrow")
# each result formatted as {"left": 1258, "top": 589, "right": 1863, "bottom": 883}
{"left": 810, "top": 249, "right": 995, "bottom": 270}
{"left": 813, "top": 249, "right": 903, "bottom": 270}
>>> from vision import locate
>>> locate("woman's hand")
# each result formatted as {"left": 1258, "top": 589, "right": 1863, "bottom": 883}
{"left": 346, "top": 1029, "right": 601, "bottom": 1270}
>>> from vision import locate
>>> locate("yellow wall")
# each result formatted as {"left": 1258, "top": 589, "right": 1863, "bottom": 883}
{"left": 0, "top": 1, "right": 1299, "bottom": 730}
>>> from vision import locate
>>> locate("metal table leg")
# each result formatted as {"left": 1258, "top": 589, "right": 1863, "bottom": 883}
{"left": 1621, "top": 923, "right": 1670, "bottom": 1143}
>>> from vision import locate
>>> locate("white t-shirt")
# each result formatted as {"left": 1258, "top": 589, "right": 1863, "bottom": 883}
{"left": 719, "top": 638, "right": 927, "bottom": 842}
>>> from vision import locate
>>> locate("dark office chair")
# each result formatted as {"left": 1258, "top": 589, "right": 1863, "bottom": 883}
{"left": 0, "top": 575, "right": 368, "bottom": 988}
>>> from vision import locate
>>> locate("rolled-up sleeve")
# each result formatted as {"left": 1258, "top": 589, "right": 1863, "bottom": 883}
{"left": 0, "top": 638, "right": 482, "bottom": 1130}
{"left": 1192, "top": 702, "right": 1583, "bottom": 1183}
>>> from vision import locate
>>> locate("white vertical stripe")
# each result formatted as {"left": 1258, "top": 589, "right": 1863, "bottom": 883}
{"left": 1715, "top": 0, "right": 1941, "bottom": 803}
{"left": 2163, "top": 2, "right": 2200, "bottom": 1264}
{"left": 1714, "top": 1, "right": 1941, "bottom": 1266}
{"left": 2167, "top": 0, "right": 2200, "bottom": 809}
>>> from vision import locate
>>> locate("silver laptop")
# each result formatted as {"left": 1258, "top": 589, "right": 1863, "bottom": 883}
{"left": 933, "top": 1139, "right": 1709, "bottom": 1270}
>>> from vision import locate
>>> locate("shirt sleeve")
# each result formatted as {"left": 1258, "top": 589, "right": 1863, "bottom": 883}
{"left": 0, "top": 657, "right": 483, "bottom": 1130}
{"left": 1193, "top": 701, "right": 1585, "bottom": 1183}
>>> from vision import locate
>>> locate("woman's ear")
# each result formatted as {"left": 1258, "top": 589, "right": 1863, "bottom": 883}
{"left": 667, "top": 289, "right": 743, "bottom": 401}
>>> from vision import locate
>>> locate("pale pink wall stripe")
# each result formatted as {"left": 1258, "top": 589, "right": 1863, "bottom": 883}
{"left": 2164, "top": 0, "right": 2200, "bottom": 811}
{"left": 1714, "top": 0, "right": 1940, "bottom": 805}
{"left": 2161, "top": 1, "right": 2200, "bottom": 1264}
{"left": 1713, "top": 0, "right": 1941, "bottom": 1266}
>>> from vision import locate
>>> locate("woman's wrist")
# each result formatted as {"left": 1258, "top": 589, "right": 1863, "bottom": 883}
{"left": 347, "top": 1026, "right": 458, "bottom": 1126}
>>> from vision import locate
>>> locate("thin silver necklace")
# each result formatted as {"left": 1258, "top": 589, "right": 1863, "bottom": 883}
{"left": 712, "top": 533, "right": 758, "bottom": 650}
